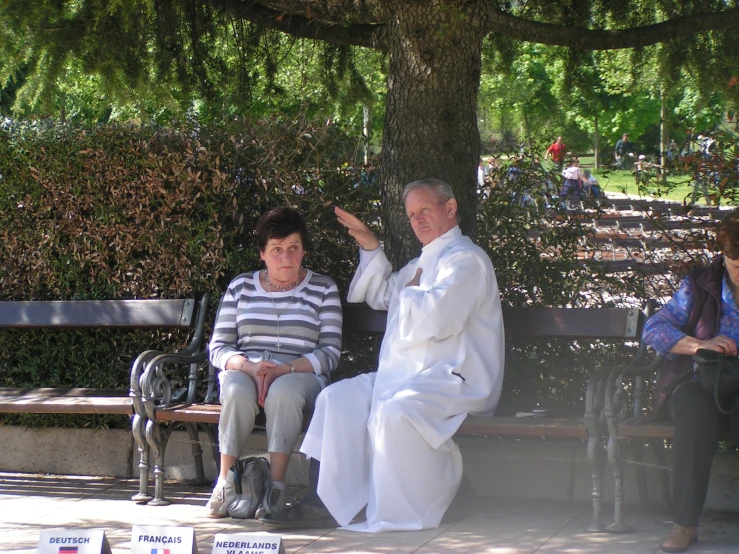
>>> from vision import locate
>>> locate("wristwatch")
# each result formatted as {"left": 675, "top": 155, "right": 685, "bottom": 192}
{"left": 287, "top": 362, "right": 296, "bottom": 373}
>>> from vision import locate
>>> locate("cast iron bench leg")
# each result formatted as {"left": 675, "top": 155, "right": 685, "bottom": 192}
{"left": 185, "top": 422, "right": 207, "bottom": 485}
{"left": 606, "top": 434, "right": 632, "bottom": 532}
{"left": 204, "top": 423, "right": 220, "bottom": 477}
{"left": 131, "top": 411, "right": 153, "bottom": 503}
{"left": 650, "top": 439, "right": 672, "bottom": 510}
{"left": 630, "top": 440, "right": 649, "bottom": 508}
{"left": 587, "top": 433, "right": 606, "bottom": 532}
{"left": 145, "top": 418, "right": 171, "bottom": 506}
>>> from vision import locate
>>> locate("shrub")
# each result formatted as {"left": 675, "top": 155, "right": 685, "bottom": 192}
{"left": 1, "top": 118, "right": 729, "bottom": 426}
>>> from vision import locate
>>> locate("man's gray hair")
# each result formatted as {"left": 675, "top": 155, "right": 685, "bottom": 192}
{"left": 402, "top": 179, "right": 456, "bottom": 204}
{"left": 402, "top": 178, "right": 460, "bottom": 223}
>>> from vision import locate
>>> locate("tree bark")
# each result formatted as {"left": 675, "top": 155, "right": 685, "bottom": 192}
{"left": 594, "top": 112, "right": 599, "bottom": 171}
{"left": 378, "top": 0, "right": 486, "bottom": 267}
{"left": 522, "top": 108, "right": 531, "bottom": 150}
{"left": 660, "top": 86, "right": 668, "bottom": 184}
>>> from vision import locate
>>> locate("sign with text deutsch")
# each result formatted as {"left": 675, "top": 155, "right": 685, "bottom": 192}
{"left": 130, "top": 525, "right": 197, "bottom": 554}
{"left": 37, "top": 529, "right": 111, "bottom": 554}
{"left": 211, "top": 532, "right": 285, "bottom": 554}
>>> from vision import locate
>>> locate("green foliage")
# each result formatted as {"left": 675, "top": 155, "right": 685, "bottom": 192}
{"left": 0, "top": 2, "right": 387, "bottom": 130}
{"left": 0, "top": 116, "right": 377, "bottom": 426}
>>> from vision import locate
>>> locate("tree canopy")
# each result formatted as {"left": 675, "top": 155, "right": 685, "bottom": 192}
{"left": 2, "top": 0, "right": 739, "bottom": 264}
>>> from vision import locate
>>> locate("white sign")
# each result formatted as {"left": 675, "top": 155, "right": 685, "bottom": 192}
{"left": 211, "top": 533, "right": 285, "bottom": 554}
{"left": 37, "top": 529, "right": 111, "bottom": 554}
{"left": 130, "top": 525, "right": 197, "bottom": 554}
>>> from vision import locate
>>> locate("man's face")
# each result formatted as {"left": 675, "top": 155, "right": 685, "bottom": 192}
{"left": 405, "top": 188, "right": 458, "bottom": 246}
{"left": 556, "top": 136, "right": 562, "bottom": 143}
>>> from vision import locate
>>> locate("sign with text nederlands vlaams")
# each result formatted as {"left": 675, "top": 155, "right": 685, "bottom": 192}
{"left": 211, "top": 533, "right": 285, "bottom": 554}
{"left": 37, "top": 529, "right": 112, "bottom": 554}
{"left": 130, "top": 525, "right": 197, "bottom": 554}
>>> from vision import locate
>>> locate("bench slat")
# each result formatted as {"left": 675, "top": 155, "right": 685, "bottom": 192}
{"left": 456, "top": 416, "right": 587, "bottom": 438}
{"left": 503, "top": 307, "right": 643, "bottom": 339}
{"left": 0, "top": 300, "right": 195, "bottom": 328}
{"left": 153, "top": 404, "right": 588, "bottom": 438}
{"left": 0, "top": 388, "right": 132, "bottom": 415}
{"left": 156, "top": 404, "right": 222, "bottom": 424}
{"left": 344, "top": 303, "right": 644, "bottom": 340}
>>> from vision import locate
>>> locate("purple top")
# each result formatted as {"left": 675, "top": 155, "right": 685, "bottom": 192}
{"left": 643, "top": 274, "right": 739, "bottom": 359}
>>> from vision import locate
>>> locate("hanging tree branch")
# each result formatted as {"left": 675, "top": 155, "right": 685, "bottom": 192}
{"left": 199, "top": 0, "right": 387, "bottom": 49}
{"left": 201, "top": 1, "right": 739, "bottom": 52}
{"left": 481, "top": 6, "right": 739, "bottom": 50}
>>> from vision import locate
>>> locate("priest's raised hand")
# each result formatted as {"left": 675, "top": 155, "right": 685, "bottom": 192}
{"left": 335, "top": 206, "right": 380, "bottom": 251}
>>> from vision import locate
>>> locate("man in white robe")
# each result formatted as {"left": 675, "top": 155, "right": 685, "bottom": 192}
{"left": 266, "top": 178, "right": 504, "bottom": 532}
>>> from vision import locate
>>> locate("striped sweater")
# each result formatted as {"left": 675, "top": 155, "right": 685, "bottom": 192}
{"left": 209, "top": 270, "right": 343, "bottom": 387}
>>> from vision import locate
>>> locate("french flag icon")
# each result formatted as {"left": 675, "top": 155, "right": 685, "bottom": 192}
{"left": 151, "top": 550, "right": 170, "bottom": 554}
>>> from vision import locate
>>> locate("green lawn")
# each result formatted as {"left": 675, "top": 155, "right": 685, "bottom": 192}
{"left": 542, "top": 156, "right": 709, "bottom": 204}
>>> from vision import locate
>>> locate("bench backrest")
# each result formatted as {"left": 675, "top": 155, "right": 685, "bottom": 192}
{"left": 343, "top": 303, "right": 645, "bottom": 340}
{"left": 0, "top": 299, "right": 199, "bottom": 329}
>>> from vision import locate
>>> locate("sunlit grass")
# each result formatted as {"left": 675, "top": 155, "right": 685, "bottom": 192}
{"left": 540, "top": 156, "right": 709, "bottom": 204}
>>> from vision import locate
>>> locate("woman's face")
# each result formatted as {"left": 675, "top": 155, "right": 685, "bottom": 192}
{"left": 726, "top": 256, "right": 739, "bottom": 289}
{"left": 260, "top": 232, "right": 305, "bottom": 283}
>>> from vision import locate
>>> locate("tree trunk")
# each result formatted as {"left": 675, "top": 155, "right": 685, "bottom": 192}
{"left": 363, "top": 102, "right": 372, "bottom": 165}
{"left": 379, "top": 0, "right": 486, "bottom": 267}
{"left": 594, "top": 112, "right": 599, "bottom": 171}
{"left": 522, "top": 109, "right": 531, "bottom": 150}
{"left": 660, "top": 87, "right": 668, "bottom": 184}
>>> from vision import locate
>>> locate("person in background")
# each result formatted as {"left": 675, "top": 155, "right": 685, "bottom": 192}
{"left": 642, "top": 209, "right": 739, "bottom": 552}
{"left": 206, "top": 206, "right": 343, "bottom": 519}
{"left": 545, "top": 136, "right": 567, "bottom": 171}
{"left": 582, "top": 169, "right": 602, "bottom": 198}
{"left": 477, "top": 159, "right": 486, "bottom": 189}
{"left": 560, "top": 157, "right": 588, "bottom": 197}
{"left": 614, "top": 133, "right": 636, "bottom": 169}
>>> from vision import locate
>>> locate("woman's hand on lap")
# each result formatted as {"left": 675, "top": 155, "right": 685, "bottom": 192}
{"left": 255, "top": 363, "right": 289, "bottom": 406}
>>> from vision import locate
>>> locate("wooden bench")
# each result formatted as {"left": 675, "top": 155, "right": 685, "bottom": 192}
{"left": 134, "top": 301, "right": 648, "bottom": 530}
{"left": 0, "top": 297, "right": 210, "bottom": 476}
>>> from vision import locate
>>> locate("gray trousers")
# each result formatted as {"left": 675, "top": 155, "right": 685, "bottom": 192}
{"left": 218, "top": 369, "right": 322, "bottom": 456}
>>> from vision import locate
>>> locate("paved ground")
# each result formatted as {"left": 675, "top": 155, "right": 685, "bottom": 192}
{"left": 1, "top": 473, "right": 738, "bottom": 553}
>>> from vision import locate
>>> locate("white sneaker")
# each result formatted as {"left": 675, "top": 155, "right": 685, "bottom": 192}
{"left": 205, "top": 481, "right": 229, "bottom": 519}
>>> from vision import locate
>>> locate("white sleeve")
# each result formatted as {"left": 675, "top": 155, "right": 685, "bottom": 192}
{"left": 357, "top": 247, "right": 381, "bottom": 273}
{"left": 347, "top": 248, "right": 398, "bottom": 310}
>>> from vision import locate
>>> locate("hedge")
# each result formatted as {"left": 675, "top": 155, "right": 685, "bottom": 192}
{"left": 1, "top": 117, "right": 726, "bottom": 426}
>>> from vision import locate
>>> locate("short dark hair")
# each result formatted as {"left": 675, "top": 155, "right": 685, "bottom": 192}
{"left": 255, "top": 206, "right": 310, "bottom": 252}
{"left": 717, "top": 209, "right": 739, "bottom": 259}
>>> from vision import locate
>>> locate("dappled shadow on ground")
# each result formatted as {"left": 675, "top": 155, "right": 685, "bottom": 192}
{"left": 2, "top": 474, "right": 739, "bottom": 553}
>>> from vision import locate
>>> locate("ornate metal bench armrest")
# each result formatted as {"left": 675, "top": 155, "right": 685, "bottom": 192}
{"left": 129, "top": 294, "right": 211, "bottom": 407}
{"left": 141, "top": 349, "right": 210, "bottom": 411}
{"left": 604, "top": 355, "right": 664, "bottom": 434}
{"left": 613, "top": 355, "right": 664, "bottom": 378}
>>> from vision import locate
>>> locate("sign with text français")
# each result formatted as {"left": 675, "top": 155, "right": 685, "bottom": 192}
{"left": 211, "top": 532, "right": 285, "bottom": 554}
{"left": 130, "top": 525, "right": 197, "bottom": 554}
{"left": 37, "top": 529, "right": 112, "bottom": 554}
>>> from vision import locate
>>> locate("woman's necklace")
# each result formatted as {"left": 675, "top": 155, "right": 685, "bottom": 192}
{"left": 265, "top": 270, "right": 303, "bottom": 292}
{"left": 263, "top": 269, "right": 303, "bottom": 352}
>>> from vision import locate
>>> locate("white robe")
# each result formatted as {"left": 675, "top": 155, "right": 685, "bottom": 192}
{"left": 300, "top": 226, "right": 504, "bottom": 532}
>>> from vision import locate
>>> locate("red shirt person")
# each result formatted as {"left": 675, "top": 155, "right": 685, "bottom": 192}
{"left": 545, "top": 136, "right": 567, "bottom": 169}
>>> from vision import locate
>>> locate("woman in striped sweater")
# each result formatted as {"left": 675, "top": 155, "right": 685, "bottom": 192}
{"left": 206, "top": 206, "right": 343, "bottom": 519}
